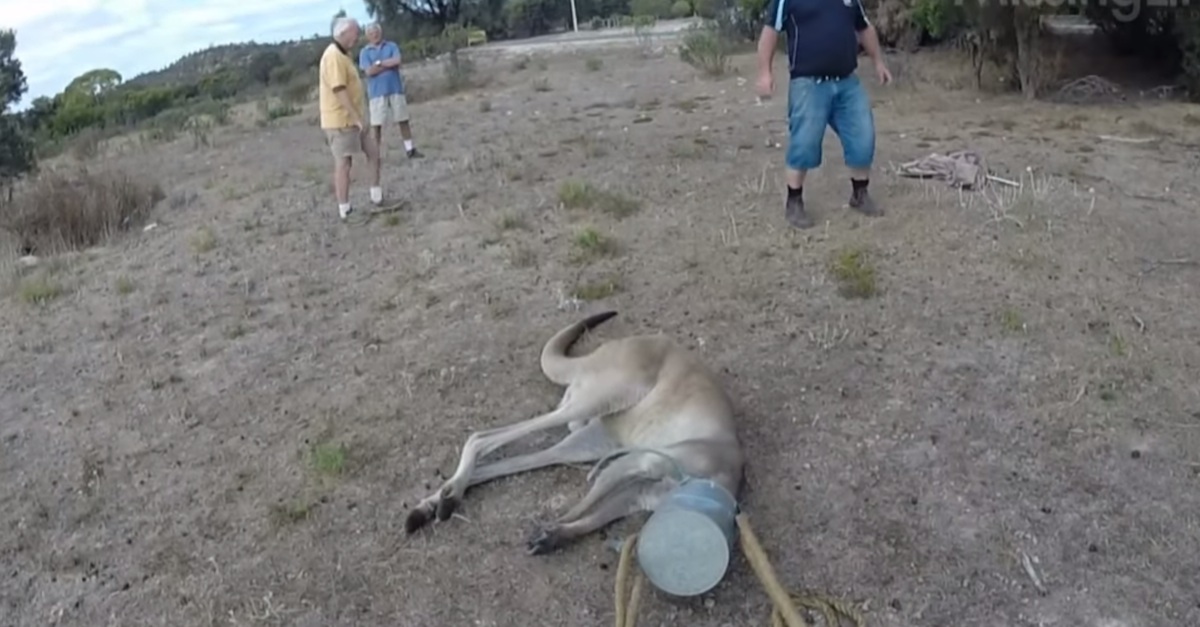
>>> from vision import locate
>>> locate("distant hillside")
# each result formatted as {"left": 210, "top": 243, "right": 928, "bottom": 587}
{"left": 125, "top": 36, "right": 331, "bottom": 89}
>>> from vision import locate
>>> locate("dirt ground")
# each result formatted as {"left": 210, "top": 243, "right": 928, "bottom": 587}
{"left": 3, "top": 39, "right": 1200, "bottom": 627}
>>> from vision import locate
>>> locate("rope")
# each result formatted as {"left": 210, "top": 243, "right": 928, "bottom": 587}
{"left": 613, "top": 532, "right": 644, "bottom": 627}
{"left": 612, "top": 512, "right": 865, "bottom": 627}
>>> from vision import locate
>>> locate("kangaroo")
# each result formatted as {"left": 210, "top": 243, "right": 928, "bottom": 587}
{"left": 404, "top": 311, "right": 745, "bottom": 555}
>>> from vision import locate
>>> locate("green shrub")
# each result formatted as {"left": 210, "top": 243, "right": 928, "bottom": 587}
{"left": 679, "top": 22, "right": 730, "bottom": 76}
{"left": 631, "top": 0, "right": 672, "bottom": 18}
{"left": 692, "top": 0, "right": 719, "bottom": 18}
{"left": 910, "top": 0, "right": 963, "bottom": 41}
{"left": 1174, "top": 8, "right": 1200, "bottom": 100}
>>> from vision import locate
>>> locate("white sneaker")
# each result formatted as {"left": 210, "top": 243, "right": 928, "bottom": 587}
{"left": 339, "top": 203, "right": 353, "bottom": 219}
{"left": 369, "top": 186, "right": 383, "bottom": 205}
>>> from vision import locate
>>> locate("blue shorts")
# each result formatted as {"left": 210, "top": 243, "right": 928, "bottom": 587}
{"left": 785, "top": 74, "right": 876, "bottom": 171}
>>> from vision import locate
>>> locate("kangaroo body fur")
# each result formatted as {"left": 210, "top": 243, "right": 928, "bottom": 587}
{"left": 404, "top": 311, "right": 745, "bottom": 554}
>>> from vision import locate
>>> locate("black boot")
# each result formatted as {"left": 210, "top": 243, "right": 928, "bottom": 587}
{"left": 785, "top": 186, "right": 814, "bottom": 229}
{"left": 849, "top": 178, "right": 883, "bottom": 216}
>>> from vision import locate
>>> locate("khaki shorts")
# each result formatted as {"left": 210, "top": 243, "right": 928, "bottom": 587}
{"left": 369, "top": 94, "right": 410, "bottom": 126}
{"left": 324, "top": 127, "right": 368, "bottom": 159}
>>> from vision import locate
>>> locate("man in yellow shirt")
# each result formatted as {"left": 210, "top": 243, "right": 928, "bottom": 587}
{"left": 319, "top": 16, "right": 382, "bottom": 219}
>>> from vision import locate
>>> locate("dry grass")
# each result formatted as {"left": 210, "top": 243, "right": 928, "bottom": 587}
{"left": 114, "top": 275, "right": 136, "bottom": 295}
{"left": 3, "top": 42, "right": 1200, "bottom": 627}
{"left": 1, "top": 168, "right": 164, "bottom": 255}
{"left": 571, "top": 276, "right": 621, "bottom": 300}
{"left": 557, "top": 179, "right": 640, "bottom": 217}
{"left": 16, "top": 272, "right": 65, "bottom": 305}
{"left": 189, "top": 226, "right": 218, "bottom": 253}
{"left": 569, "top": 227, "right": 618, "bottom": 263}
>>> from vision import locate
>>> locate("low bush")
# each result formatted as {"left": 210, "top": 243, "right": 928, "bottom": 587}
{"left": 679, "top": 22, "right": 731, "bottom": 76}
{"left": 1, "top": 168, "right": 165, "bottom": 254}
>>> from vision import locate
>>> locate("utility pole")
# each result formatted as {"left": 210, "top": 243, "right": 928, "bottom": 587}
{"left": 570, "top": 0, "right": 579, "bottom": 32}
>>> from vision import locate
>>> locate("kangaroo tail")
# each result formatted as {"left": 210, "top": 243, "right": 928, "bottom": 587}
{"left": 539, "top": 310, "right": 618, "bottom": 385}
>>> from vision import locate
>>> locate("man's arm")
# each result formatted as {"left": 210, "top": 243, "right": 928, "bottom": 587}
{"left": 757, "top": 0, "right": 784, "bottom": 78}
{"left": 758, "top": 27, "right": 778, "bottom": 77}
{"left": 852, "top": 0, "right": 883, "bottom": 65}
{"left": 858, "top": 25, "right": 884, "bottom": 64}
{"left": 334, "top": 87, "right": 361, "bottom": 124}
{"left": 360, "top": 51, "right": 378, "bottom": 76}
{"left": 380, "top": 42, "right": 402, "bottom": 69}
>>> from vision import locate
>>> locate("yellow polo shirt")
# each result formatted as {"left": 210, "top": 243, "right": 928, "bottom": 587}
{"left": 318, "top": 42, "right": 364, "bottom": 129}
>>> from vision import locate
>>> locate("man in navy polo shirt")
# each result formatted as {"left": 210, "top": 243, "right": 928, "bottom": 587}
{"left": 359, "top": 22, "right": 423, "bottom": 159}
{"left": 756, "top": 0, "right": 892, "bottom": 229}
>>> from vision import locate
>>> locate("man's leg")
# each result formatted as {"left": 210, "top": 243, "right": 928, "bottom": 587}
{"left": 829, "top": 75, "right": 882, "bottom": 216}
{"left": 368, "top": 96, "right": 387, "bottom": 160}
{"left": 361, "top": 129, "right": 383, "bottom": 205}
{"left": 392, "top": 94, "right": 422, "bottom": 158}
{"left": 784, "top": 77, "right": 833, "bottom": 229}
{"left": 328, "top": 129, "right": 355, "bottom": 219}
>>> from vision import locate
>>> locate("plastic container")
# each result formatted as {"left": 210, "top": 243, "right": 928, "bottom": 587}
{"left": 635, "top": 477, "right": 740, "bottom": 597}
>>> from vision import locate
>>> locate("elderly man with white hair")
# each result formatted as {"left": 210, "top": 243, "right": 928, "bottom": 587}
{"left": 318, "top": 16, "right": 383, "bottom": 220}
{"left": 359, "top": 22, "right": 422, "bottom": 159}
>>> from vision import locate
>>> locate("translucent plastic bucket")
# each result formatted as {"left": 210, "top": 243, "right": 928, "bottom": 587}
{"left": 635, "top": 477, "right": 739, "bottom": 597}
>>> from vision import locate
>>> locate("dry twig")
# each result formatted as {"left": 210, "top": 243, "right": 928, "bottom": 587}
{"left": 1020, "top": 550, "right": 1048, "bottom": 596}
{"left": 1098, "top": 135, "right": 1157, "bottom": 144}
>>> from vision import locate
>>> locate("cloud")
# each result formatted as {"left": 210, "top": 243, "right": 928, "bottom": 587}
{"left": 2, "top": 0, "right": 374, "bottom": 107}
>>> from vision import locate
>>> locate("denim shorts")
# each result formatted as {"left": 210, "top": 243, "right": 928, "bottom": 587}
{"left": 785, "top": 74, "right": 876, "bottom": 171}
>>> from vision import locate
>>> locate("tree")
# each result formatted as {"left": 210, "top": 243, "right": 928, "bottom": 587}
{"left": 0, "top": 29, "right": 27, "bottom": 110}
{"left": 247, "top": 51, "right": 284, "bottom": 84}
{"left": 64, "top": 68, "right": 122, "bottom": 98}
{"left": 364, "top": 0, "right": 466, "bottom": 34}
{"left": 0, "top": 115, "right": 35, "bottom": 188}
{"left": 22, "top": 95, "right": 58, "bottom": 131}
{"left": 0, "top": 29, "right": 35, "bottom": 192}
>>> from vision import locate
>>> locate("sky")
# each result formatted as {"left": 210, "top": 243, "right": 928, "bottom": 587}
{"left": 3, "top": 0, "right": 374, "bottom": 109}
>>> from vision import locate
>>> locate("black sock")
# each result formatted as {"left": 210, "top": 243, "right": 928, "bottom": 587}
{"left": 851, "top": 178, "right": 869, "bottom": 193}
{"left": 787, "top": 185, "right": 803, "bottom": 199}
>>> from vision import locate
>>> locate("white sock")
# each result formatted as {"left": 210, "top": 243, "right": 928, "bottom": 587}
{"left": 403, "top": 140, "right": 414, "bottom": 151}
{"left": 338, "top": 203, "right": 352, "bottom": 217}
{"left": 370, "top": 186, "right": 383, "bottom": 203}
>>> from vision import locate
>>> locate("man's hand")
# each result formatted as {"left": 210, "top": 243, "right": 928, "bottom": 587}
{"left": 874, "top": 59, "right": 893, "bottom": 85}
{"left": 756, "top": 70, "right": 774, "bottom": 98}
